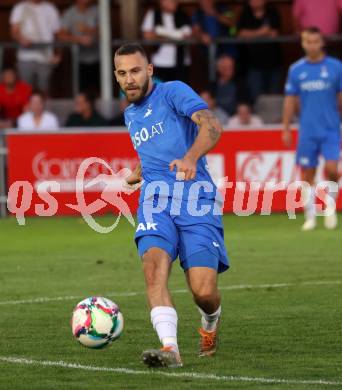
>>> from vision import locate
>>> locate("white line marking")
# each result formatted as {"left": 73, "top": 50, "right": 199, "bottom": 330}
{"left": 0, "top": 280, "right": 340, "bottom": 306}
{"left": 0, "top": 356, "right": 340, "bottom": 386}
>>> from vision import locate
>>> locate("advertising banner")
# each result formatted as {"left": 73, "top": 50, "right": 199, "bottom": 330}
{"left": 6, "top": 129, "right": 342, "bottom": 217}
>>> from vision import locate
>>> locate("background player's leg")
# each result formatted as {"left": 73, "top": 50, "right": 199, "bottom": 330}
{"left": 325, "top": 160, "right": 339, "bottom": 183}
{"left": 324, "top": 160, "right": 339, "bottom": 229}
{"left": 142, "top": 247, "right": 179, "bottom": 351}
{"left": 186, "top": 267, "right": 221, "bottom": 331}
{"left": 301, "top": 167, "right": 317, "bottom": 231}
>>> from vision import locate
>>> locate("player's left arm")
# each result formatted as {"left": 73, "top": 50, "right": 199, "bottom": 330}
{"left": 169, "top": 109, "right": 223, "bottom": 180}
{"left": 338, "top": 92, "right": 342, "bottom": 114}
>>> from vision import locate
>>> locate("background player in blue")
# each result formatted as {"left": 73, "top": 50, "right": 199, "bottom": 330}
{"left": 114, "top": 43, "right": 229, "bottom": 368}
{"left": 283, "top": 27, "right": 342, "bottom": 231}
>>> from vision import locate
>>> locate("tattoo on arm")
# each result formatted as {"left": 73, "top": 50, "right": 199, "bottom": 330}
{"left": 192, "top": 109, "right": 222, "bottom": 142}
{"left": 208, "top": 126, "right": 220, "bottom": 141}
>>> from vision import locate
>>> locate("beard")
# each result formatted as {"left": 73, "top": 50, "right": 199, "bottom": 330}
{"left": 125, "top": 77, "right": 150, "bottom": 103}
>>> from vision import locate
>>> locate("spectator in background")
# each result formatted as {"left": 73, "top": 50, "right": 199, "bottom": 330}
{"left": 200, "top": 89, "right": 229, "bottom": 126}
{"left": 238, "top": 0, "right": 282, "bottom": 102}
{"left": 17, "top": 91, "right": 59, "bottom": 131}
{"left": 66, "top": 92, "right": 107, "bottom": 127}
{"left": 215, "top": 55, "right": 237, "bottom": 115}
{"left": 293, "top": 0, "right": 342, "bottom": 36}
{"left": 10, "top": 0, "right": 61, "bottom": 95}
{"left": 141, "top": 0, "right": 192, "bottom": 81}
{"left": 228, "top": 102, "right": 263, "bottom": 128}
{"left": 0, "top": 68, "right": 32, "bottom": 129}
{"left": 58, "top": 0, "right": 99, "bottom": 93}
{"left": 192, "top": 0, "right": 236, "bottom": 56}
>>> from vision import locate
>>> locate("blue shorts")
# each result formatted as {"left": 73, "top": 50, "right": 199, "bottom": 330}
{"left": 135, "top": 197, "right": 229, "bottom": 273}
{"left": 296, "top": 133, "right": 341, "bottom": 168}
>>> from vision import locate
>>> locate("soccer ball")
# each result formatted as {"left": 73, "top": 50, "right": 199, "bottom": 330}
{"left": 71, "top": 297, "right": 124, "bottom": 349}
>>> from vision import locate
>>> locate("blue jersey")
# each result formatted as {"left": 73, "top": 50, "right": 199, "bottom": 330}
{"left": 124, "top": 81, "right": 217, "bottom": 202}
{"left": 285, "top": 56, "right": 342, "bottom": 138}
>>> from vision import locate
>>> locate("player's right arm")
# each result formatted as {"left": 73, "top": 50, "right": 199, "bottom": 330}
{"left": 282, "top": 95, "right": 297, "bottom": 147}
{"left": 170, "top": 109, "right": 223, "bottom": 181}
{"left": 282, "top": 65, "right": 300, "bottom": 147}
{"left": 125, "top": 163, "right": 142, "bottom": 185}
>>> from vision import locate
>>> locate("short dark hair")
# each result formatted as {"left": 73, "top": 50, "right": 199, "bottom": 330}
{"left": 302, "top": 26, "right": 322, "bottom": 35}
{"left": 115, "top": 43, "right": 148, "bottom": 60}
{"left": 31, "top": 90, "right": 45, "bottom": 100}
{"left": 79, "top": 91, "right": 96, "bottom": 108}
{"left": 1, "top": 66, "right": 17, "bottom": 74}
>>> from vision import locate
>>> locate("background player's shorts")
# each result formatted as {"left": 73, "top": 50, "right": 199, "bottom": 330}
{"left": 135, "top": 197, "right": 229, "bottom": 273}
{"left": 296, "top": 132, "right": 341, "bottom": 168}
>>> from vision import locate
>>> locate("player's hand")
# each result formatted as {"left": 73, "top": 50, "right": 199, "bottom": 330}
{"left": 122, "top": 171, "right": 142, "bottom": 193}
{"left": 282, "top": 130, "right": 292, "bottom": 148}
{"left": 169, "top": 157, "right": 197, "bottom": 181}
{"left": 125, "top": 171, "right": 142, "bottom": 186}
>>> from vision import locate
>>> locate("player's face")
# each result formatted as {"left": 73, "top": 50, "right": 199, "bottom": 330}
{"left": 301, "top": 32, "right": 324, "bottom": 58}
{"left": 114, "top": 52, "right": 153, "bottom": 103}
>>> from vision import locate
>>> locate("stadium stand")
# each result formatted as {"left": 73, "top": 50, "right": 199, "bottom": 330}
{"left": 0, "top": 0, "right": 341, "bottom": 127}
{"left": 254, "top": 94, "right": 284, "bottom": 124}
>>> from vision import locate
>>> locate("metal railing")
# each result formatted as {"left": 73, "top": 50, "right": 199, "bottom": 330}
{"left": 0, "top": 42, "right": 80, "bottom": 96}
{"left": 1, "top": 35, "right": 342, "bottom": 96}
{"left": 112, "top": 35, "right": 342, "bottom": 82}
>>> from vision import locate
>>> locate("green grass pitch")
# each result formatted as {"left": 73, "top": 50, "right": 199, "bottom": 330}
{"left": 0, "top": 214, "right": 341, "bottom": 389}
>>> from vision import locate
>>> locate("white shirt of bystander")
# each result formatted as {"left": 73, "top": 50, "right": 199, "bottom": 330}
{"left": 142, "top": 10, "right": 191, "bottom": 68}
{"left": 17, "top": 111, "right": 59, "bottom": 131}
{"left": 228, "top": 115, "right": 263, "bottom": 128}
{"left": 10, "top": 1, "right": 61, "bottom": 63}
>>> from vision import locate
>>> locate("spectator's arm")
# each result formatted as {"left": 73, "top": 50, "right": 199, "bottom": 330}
{"left": 216, "top": 9, "right": 236, "bottom": 28}
{"left": 192, "top": 24, "right": 212, "bottom": 44}
{"left": 10, "top": 5, "right": 32, "bottom": 46}
{"left": 57, "top": 28, "right": 93, "bottom": 46}
{"left": 141, "top": 10, "right": 158, "bottom": 40}
{"left": 11, "top": 24, "right": 31, "bottom": 47}
{"left": 192, "top": 24, "right": 203, "bottom": 39}
{"left": 58, "top": 28, "right": 80, "bottom": 43}
{"left": 155, "top": 25, "right": 191, "bottom": 40}
{"left": 238, "top": 27, "right": 265, "bottom": 38}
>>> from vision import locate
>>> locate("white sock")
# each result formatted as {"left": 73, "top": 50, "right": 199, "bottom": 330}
{"left": 302, "top": 185, "right": 316, "bottom": 219}
{"left": 151, "top": 306, "right": 178, "bottom": 351}
{"left": 326, "top": 185, "right": 338, "bottom": 212}
{"left": 198, "top": 305, "right": 221, "bottom": 332}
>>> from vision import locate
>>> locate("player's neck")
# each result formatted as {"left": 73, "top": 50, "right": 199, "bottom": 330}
{"left": 306, "top": 52, "right": 325, "bottom": 63}
{"left": 144, "top": 81, "right": 154, "bottom": 98}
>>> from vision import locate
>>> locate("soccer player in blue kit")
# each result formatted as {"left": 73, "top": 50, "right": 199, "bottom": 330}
{"left": 283, "top": 27, "right": 342, "bottom": 231}
{"left": 114, "top": 43, "right": 229, "bottom": 368}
